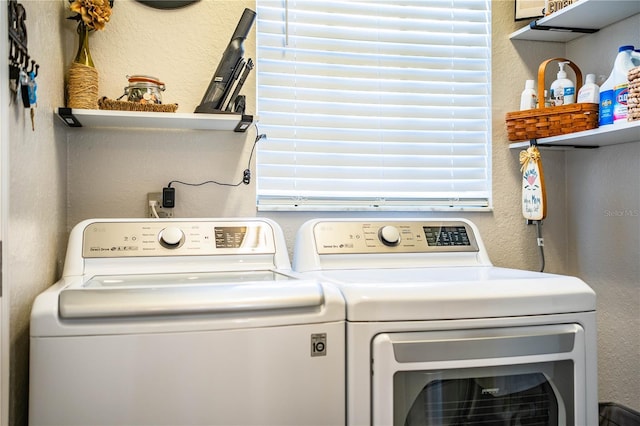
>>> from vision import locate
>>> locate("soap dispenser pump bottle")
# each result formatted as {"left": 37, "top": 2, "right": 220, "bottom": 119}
{"left": 550, "top": 61, "right": 575, "bottom": 106}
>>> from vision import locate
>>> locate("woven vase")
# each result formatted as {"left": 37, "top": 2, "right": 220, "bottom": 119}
{"left": 67, "top": 23, "right": 99, "bottom": 109}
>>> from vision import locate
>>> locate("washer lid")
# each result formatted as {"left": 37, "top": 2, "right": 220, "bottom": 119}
{"left": 309, "top": 266, "right": 596, "bottom": 321}
{"left": 59, "top": 271, "right": 324, "bottom": 319}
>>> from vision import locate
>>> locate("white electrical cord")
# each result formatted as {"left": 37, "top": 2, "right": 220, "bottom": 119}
{"left": 149, "top": 200, "right": 160, "bottom": 219}
{"left": 536, "top": 220, "right": 545, "bottom": 272}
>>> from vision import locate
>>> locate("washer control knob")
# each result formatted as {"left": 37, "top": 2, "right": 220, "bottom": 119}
{"left": 159, "top": 227, "right": 184, "bottom": 248}
{"left": 379, "top": 225, "right": 401, "bottom": 246}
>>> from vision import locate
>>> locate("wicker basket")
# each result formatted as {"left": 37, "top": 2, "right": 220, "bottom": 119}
{"left": 98, "top": 97, "right": 178, "bottom": 113}
{"left": 628, "top": 66, "right": 640, "bottom": 122}
{"left": 505, "top": 58, "right": 599, "bottom": 142}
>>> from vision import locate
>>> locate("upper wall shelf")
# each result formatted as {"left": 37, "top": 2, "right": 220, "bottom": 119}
{"left": 508, "top": 120, "right": 640, "bottom": 149}
{"left": 56, "top": 107, "right": 253, "bottom": 132}
{"left": 510, "top": 0, "right": 640, "bottom": 43}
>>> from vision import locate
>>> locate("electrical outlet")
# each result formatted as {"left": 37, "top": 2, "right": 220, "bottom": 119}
{"left": 147, "top": 192, "right": 174, "bottom": 218}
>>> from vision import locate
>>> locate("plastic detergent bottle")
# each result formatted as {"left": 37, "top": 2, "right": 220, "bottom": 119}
{"left": 577, "top": 74, "right": 599, "bottom": 104}
{"left": 520, "top": 79, "right": 537, "bottom": 110}
{"left": 550, "top": 61, "right": 575, "bottom": 106}
{"left": 599, "top": 45, "right": 635, "bottom": 125}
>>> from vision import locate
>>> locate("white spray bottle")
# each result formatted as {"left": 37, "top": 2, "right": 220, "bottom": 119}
{"left": 550, "top": 61, "right": 575, "bottom": 106}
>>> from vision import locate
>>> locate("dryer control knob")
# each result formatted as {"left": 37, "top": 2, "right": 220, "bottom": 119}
{"left": 159, "top": 227, "right": 184, "bottom": 248}
{"left": 379, "top": 225, "right": 401, "bottom": 246}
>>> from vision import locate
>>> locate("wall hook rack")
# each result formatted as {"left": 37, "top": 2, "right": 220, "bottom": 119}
{"left": 8, "top": 0, "right": 40, "bottom": 106}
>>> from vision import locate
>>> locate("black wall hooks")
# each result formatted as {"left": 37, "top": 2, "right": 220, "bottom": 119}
{"left": 8, "top": 0, "right": 39, "bottom": 108}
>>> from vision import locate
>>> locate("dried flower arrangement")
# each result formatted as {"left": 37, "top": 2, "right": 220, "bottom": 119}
{"left": 68, "top": 0, "right": 113, "bottom": 31}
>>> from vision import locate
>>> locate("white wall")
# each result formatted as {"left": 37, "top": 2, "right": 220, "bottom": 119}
{"left": 5, "top": 1, "right": 68, "bottom": 424}
{"left": 0, "top": 3, "right": 9, "bottom": 424}
{"left": 67, "top": 0, "right": 570, "bottom": 272}
{"left": 66, "top": 0, "right": 259, "bottom": 223}
{"left": 564, "top": 14, "right": 640, "bottom": 409}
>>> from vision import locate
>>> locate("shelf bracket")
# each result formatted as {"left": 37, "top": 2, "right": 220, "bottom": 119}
{"left": 542, "top": 144, "right": 599, "bottom": 149}
{"left": 234, "top": 114, "right": 253, "bottom": 132}
{"left": 57, "top": 108, "right": 83, "bottom": 127}
{"left": 529, "top": 20, "right": 599, "bottom": 34}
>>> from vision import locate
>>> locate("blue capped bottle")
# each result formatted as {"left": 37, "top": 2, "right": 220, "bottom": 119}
{"left": 599, "top": 45, "right": 634, "bottom": 126}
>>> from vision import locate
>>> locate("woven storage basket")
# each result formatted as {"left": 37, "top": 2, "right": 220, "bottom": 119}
{"left": 505, "top": 58, "right": 599, "bottom": 142}
{"left": 98, "top": 97, "right": 178, "bottom": 113}
{"left": 628, "top": 66, "right": 640, "bottom": 122}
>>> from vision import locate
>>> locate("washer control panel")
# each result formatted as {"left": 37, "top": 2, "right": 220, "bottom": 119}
{"left": 313, "top": 221, "right": 479, "bottom": 254}
{"left": 82, "top": 221, "right": 276, "bottom": 258}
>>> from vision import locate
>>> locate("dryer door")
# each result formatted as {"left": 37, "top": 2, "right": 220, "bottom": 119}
{"left": 371, "top": 324, "right": 587, "bottom": 426}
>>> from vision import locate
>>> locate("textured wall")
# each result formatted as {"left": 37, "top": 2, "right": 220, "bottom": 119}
{"left": 66, "top": 0, "right": 259, "bottom": 226}
{"left": 6, "top": 1, "right": 68, "bottom": 424}
{"left": 66, "top": 0, "right": 570, "bottom": 274}
{"left": 564, "top": 15, "right": 640, "bottom": 410}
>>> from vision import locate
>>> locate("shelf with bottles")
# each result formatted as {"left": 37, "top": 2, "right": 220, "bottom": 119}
{"left": 55, "top": 107, "right": 253, "bottom": 132}
{"left": 510, "top": 0, "right": 640, "bottom": 43}
{"left": 508, "top": 119, "right": 640, "bottom": 150}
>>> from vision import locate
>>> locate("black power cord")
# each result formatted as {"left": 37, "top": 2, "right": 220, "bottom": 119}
{"left": 165, "top": 125, "right": 266, "bottom": 194}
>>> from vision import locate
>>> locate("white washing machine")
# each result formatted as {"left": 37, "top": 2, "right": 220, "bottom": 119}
{"left": 29, "top": 218, "right": 345, "bottom": 426}
{"left": 293, "top": 218, "right": 597, "bottom": 426}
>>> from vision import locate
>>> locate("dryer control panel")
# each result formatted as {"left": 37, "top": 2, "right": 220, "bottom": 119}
{"left": 312, "top": 221, "right": 479, "bottom": 254}
{"left": 82, "top": 220, "right": 276, "bottom": 258}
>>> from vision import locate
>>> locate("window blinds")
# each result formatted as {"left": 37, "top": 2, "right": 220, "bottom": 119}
{"left": 256, "top": 0, "right": 491, "bottom": 211}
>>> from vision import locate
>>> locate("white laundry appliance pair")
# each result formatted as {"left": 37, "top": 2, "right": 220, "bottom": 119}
{"left": 29, "top": 218, "right": 344, "bottom": 426}
{"left": 30, "top": 217, "right": 597, "bottom": 426}
{"left": 292, "top": 218, "right": 598, "bottom": 426}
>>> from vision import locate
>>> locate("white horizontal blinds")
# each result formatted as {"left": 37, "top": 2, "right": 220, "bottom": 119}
{"left": 256, "top": 0, "right": 491, "bottom": 210}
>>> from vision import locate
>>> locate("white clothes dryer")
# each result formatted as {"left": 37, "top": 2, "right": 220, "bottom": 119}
{"left": 293, "top": 218, "right": 597, "bottom": 426}
{"left": 30, "top": 218, "right": 345, "bottom": 426}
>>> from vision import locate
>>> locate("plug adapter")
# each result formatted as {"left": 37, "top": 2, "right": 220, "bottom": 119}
{"left": 242, "top": 169, "right": 251, "bottom": 185}
{"left": 163, "top": 187, "right": 175, "bottom": 208}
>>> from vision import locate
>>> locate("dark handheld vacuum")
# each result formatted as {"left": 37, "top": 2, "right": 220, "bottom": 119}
{"left": 195, "top": 8, "right": 256, "bottom": 114}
